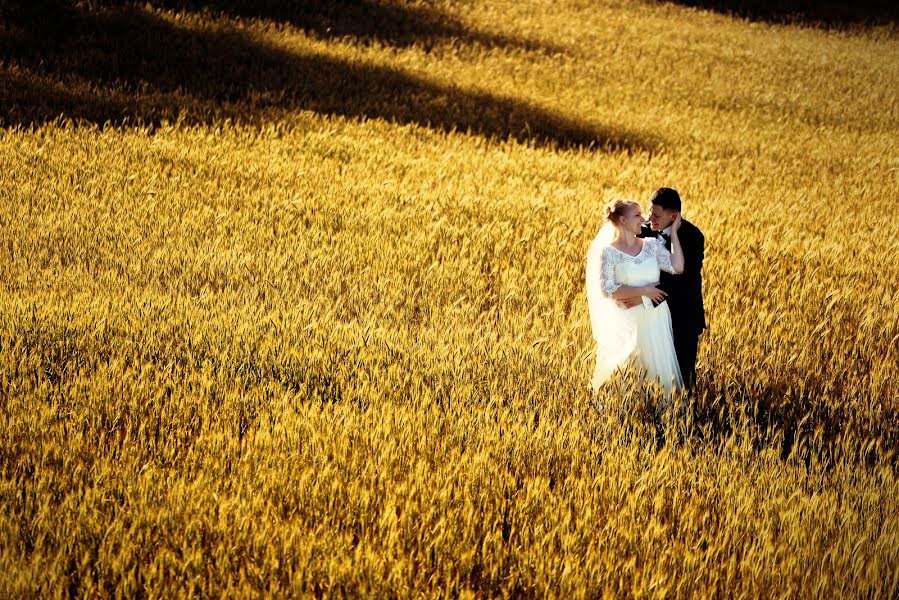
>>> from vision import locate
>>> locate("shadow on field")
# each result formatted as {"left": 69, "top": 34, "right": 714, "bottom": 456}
{"left": 0, "top": 1, "right": 655, "bottom": 151}
{"left": 688, "top": 370, "right": 899, "bottom": 467}
{"left": 660, "top": 0, "right": 899, "bottom": 27}
{"left": 143, "top": 0, "right": 560, "bottom": 52}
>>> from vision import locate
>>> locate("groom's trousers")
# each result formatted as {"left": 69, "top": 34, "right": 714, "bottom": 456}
{"left": 672, "top": 321, "right": 700, "bottom": 389}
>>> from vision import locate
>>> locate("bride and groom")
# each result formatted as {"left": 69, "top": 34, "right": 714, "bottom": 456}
{"left": 585, "top": 188, "right": 705, "bottom": 398}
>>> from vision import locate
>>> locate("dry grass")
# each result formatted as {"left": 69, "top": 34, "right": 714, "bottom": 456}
{"left": 1, "top": 0, "right": 898, "bottom": 596}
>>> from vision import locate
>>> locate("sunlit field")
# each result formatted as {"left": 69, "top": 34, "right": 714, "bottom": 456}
{"left": 2, "top": 0, "right": 898, "bottom": 596}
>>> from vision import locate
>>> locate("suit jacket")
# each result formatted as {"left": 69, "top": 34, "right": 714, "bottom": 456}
{"left": 638, "top": 219, "right": 706, "bottom": 336}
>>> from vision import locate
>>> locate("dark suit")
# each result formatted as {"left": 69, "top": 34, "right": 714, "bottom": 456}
{"left": 638, "top": 219, "right": 705, "bottom": 387}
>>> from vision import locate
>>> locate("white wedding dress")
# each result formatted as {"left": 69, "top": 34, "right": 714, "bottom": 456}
{"left": 586, "top": 230, "right": 683, "bottom": 396}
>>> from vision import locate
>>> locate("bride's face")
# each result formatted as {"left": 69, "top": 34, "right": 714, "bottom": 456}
{"left": 620, "top": 204, "right": 644, "bottom": 235}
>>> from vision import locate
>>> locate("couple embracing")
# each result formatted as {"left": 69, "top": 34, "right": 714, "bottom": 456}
{"left": 585, "top": 188, "right": 705, "bottom": 398}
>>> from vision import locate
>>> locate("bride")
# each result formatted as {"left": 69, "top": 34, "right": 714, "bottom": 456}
{"left": 585, "top": 198, "right": 685, "bottom": 396}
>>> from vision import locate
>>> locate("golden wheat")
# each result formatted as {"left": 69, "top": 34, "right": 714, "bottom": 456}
{"left": 1, "top": 0, "right": 898, "bottom": 596}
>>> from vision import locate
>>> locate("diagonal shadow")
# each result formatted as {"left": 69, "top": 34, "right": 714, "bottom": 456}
{"left": 659, "top": 0, "right": 898, "bottom": 27}
{"left": 142, "top": 0, "right": 562, "bottom": 52}
{"left": 0, "top": 3, "right": 658, "bottom": 152}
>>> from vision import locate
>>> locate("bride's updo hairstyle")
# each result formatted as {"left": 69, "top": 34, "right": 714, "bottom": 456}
{"left": 603, "top": 198, "right": 639, "bottom": 225}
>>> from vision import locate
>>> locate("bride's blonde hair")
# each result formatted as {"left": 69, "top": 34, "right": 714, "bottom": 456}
{"left": 603, "top": 198, "right": 639, "bottom": 224}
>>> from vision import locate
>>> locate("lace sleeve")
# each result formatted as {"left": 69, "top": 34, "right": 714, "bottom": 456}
{"left": 599, "top": 247, "right": 621, "bottom": 297}
{"left": 653, "top": 237, "right": 676, "bottom": 274}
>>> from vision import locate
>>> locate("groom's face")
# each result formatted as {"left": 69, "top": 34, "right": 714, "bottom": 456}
{"left": 648, "top": 204, "right": 677, "bottom": 231}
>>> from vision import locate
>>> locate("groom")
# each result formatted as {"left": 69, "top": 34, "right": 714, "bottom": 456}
{"left": 625, "top": 188, "right": 706, "bottom": 388}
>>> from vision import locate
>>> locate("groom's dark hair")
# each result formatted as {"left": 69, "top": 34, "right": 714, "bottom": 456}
{"left": 650, "top": 187, "right": 681, "bottom": 211}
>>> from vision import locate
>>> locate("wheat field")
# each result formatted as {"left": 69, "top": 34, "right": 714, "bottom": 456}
{"left": 2, "top": 0, "right": 899, "bottom": 596}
